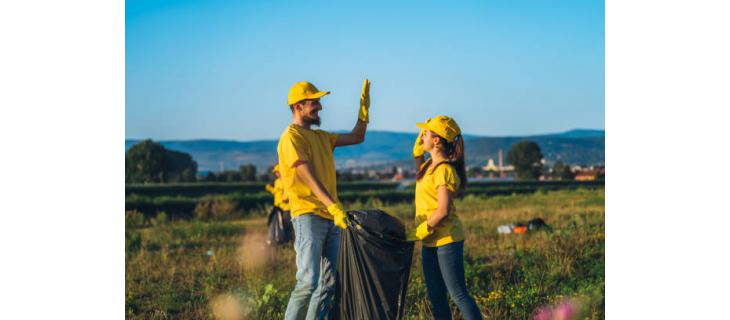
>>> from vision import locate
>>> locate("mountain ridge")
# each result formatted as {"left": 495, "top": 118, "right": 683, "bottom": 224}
{"left": 126, "top": 129, "right": 604, "bottom": 172}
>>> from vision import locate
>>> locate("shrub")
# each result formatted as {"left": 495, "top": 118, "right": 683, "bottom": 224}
{"left": 194, "top": 196, "right": 240, "bottom": 221}
{"left": 125, "top": 181, "right": 401, "bottom": 198}
{"left": 151, "top": 211, "right": 168, "bottom": 227}
{"left": 125, "top": 210, "right": 146, "bottom": 229}
{"left": 125, "top": 230, "right": 142, "bottom": 252}
{"left": 126, "top": 182, "right": 604, "bottom": 221}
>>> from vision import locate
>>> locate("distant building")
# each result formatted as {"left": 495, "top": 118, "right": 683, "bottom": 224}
{"left": 481, "top": 159, "right": 514, "bottom": 172}
{"left": 570, "top": 165, "right": 583, "bottom": 172}
{"left": 482, "top": 153, "right": 515, "bottom": 180}
{"left": 483, "top": 159, "right": 499, "bottom": 171}
{"left": 391, "top": 167, "right": 404, "bottom": 181}
{"left": 575, "top": 170, "right": 597, "bottom": 181}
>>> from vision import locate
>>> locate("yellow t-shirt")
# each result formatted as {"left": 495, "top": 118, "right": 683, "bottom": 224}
{"left": 415, "top": 162, "right": 465, "bottom": 247}
{"left": 277, "top": 124, "right": 339, "bottom": 219}
{"left": 275, "top": 179, "right": 290, "bottom": 211}
{"left": 266, "top": 179, "right": 290, "bottom": 211}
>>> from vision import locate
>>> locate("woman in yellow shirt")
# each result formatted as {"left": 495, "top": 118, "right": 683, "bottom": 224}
{"left": 265, "top": 165, "right": 291, "bottom": 212}
{"left": 408, "top": 116, "right": 482, "bottom": 319}
{"left": 265, "top": 164, "right": 292, "bottom": 244}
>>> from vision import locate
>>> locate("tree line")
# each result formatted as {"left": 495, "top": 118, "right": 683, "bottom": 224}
{"left": 125, "top": 140, "right": 198, "bottom": 183}
{"left": 126, "top": 139, "right": 593, "bottom": 184}
{"left": 125, "top": 140, "right": 273, "bottom": 183}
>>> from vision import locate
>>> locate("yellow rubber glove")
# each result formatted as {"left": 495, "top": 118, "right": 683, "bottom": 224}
{"left": 412, "top": 129, "right": 425, "bottom": 158}
{"left": 406, "top": 221, "right": 432, "bottom": 241}
{"left": 358, "top": 79, "right": 370, "bottom": 123}
{"left": 327, "top": 203, "right": 349, "bottom": 229}
{"left": 265, "top": 184, "right": 276, "bottom": 194}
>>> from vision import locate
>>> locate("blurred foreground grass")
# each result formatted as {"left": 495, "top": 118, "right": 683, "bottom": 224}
{"left": 126, "top": 188, "right": 604, "bottom": 319}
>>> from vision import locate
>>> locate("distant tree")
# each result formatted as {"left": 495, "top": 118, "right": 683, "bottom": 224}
{"left": 200, "top": 165, "right": 258, "bottom": 183}
{"left": 224, "top": 171, "right": 241, "bottom": 182}
{"left": 336, "top": 170, "right": 368, "bottom": 182}
{"left": 126, "top": 140, "right": 166, "bottom": 183}
{"left": 552, "top": 160, "right": 575, "bottom": 181}
{"left": 258, "top": 165, "right": 277, "bottom": 182}
{"left": 337, "top": 171, "right": 351, "bottom": 182}
{"left": 258, "top": 172, "right": 274, "bottom": 183}
{"left": 165, "top": 149, "right": 198, "bottom": 182}
{"left": 125, "top": 139, "right": 198, "bottom": 183}
{"left": 467, "top": 166, "right": 484, "bottom": 178}
{"left": 239, "top": 164, "right": 257, "bottom": 182}
{"left": 594, "top": 168, "right": 605, "bottom": 181}
{"left": 506, "top": 141, "right": 544, "bottom": 180}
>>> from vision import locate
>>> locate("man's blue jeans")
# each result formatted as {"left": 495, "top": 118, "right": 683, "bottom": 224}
{"left": 422, "top": 241, "right": 483, "bottom": 320}
{"left": 284, "top": 214, "right": 341, "bottom": 320}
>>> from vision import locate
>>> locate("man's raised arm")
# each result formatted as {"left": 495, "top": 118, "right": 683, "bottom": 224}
{"left": 335, "top": 79, "right": 370, "bottom": 147}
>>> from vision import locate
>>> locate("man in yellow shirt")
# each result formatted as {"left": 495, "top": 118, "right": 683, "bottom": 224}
{"left": 279, "top": 79, "right": 371, "bottom": 320}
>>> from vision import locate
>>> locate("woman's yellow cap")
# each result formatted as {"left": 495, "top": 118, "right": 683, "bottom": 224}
{"left": 416, "top": 115, "right": 462, "bottom": 142}
{"left": 287, "top": 81, "right": 330, "bottom": 105}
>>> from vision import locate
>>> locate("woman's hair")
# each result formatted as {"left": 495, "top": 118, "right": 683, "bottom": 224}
{"left": 416, "top": 134, "right": 467, "bottom": 192}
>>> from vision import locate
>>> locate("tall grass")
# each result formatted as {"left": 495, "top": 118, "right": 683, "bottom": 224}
{"left": 126, "top": 188, "right": 604, "bottom": 319}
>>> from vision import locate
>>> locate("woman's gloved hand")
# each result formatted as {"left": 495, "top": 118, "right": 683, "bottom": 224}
{"left": 406, "top": 221, "right": 433, "bottom": 241}
{"left": 412, "top": 128, "right": 425, "bottom": 158}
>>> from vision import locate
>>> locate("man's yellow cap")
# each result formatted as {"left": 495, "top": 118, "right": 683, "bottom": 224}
{"left": 416, "top": 115, "right": 462, "bottom": 143}
{"left": 288, "top": 81, "right": 330, "bottom": 106}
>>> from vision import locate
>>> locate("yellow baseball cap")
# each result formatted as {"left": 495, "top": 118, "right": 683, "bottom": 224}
{"left": 287, "top": 81, "right": 330, "bottom": 106}
{"left": 416, "top": 115, "right": 462, "bottom": 142}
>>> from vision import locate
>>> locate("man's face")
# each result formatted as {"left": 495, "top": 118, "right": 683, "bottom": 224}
{"left": 297, "top": 99, "right": 322, "bottom": 126}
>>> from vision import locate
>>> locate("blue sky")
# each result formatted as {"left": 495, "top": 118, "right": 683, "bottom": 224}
{"left": 126, "top": 0, "right": 604, "bottom": 141}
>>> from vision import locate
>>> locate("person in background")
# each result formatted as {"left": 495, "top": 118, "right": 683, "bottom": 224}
{"left": 408, "top": 115, "right": 483, "bottom": 320}
{"left": 265, "top": 164, "right": 292, "bottom": 245}
{"left": 278, "top": 79, "right": 371, "bottom": 320}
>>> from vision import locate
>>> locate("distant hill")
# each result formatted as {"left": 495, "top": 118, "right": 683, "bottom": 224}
{"left": 547, "top": 129, "right": 605, "bottom": 138}
{"left": 126, "top": 129, "right": 604, "bottom": 172}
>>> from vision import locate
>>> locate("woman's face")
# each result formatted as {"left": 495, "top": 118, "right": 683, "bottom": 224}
{"left": 422, "top": 130, "right": 438, "bottom": 152}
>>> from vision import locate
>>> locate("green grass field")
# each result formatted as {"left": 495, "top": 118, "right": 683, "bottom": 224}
{"left": 126, "top": 188, "right": 604, "bottom": 319}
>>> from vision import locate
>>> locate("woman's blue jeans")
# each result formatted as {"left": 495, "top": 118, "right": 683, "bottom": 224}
{"left": 421, "top": 241, "right": 483, "bottom": 320}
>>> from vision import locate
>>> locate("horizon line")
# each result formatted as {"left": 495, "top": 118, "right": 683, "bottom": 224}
{"left": 125, "top": 128, "right": 605, "bottom": 143}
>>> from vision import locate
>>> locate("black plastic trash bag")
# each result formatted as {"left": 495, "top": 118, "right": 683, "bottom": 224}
{"left": 527, "top": 218, "right": 550, "bottom": 231}
{"left": 334, "top": 209, "right": 414, "bottom": 320}
{"left": 266, "top": 206, "right": 293, "bottom": 245}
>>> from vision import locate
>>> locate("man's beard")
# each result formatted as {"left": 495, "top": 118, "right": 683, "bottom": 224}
{"left": 303, "top": 115, "right": 321, "bottom": 127}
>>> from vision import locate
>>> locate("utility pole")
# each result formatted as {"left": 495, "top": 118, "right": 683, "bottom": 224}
{"left": 498, "top": 149, "right": 505, "bottom": 178}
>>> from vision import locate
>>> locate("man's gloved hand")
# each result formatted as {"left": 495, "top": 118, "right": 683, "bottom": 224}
{"left": 412, "top": 128, "right": 425, "bottom": 158}
{"left": 327, "top": 203, "right": 349, "bottom": 229}
{"left": 358, "top": 79, "right": 371, "bottom": 123}
{"left": 406, "top": 221, "right": 433, "bottom": 241}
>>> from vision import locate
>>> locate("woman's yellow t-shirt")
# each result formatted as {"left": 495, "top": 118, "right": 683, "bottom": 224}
{"left": 415, "top": 162, "right": 464, "bottom": 247}
{"left": 272, "top": 179, "right": 290, "bottom": 211}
